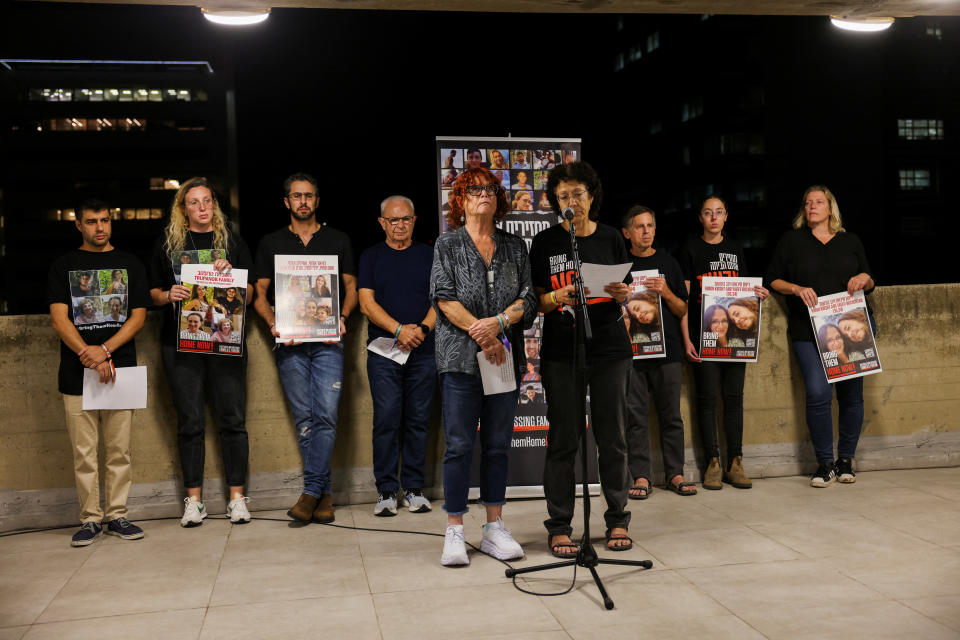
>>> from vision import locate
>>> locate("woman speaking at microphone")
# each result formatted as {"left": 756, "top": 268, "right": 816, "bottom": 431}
{"left": 528, "top": 161, "right": 633, "bottom": 558}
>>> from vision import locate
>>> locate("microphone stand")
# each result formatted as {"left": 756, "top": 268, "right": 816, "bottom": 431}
{"left": 505, "top": 214, "right": 652, "bottom": 610}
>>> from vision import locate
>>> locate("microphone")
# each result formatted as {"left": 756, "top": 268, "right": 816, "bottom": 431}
{"left": 562, "top": 207, "right": 575, "bottom": 221}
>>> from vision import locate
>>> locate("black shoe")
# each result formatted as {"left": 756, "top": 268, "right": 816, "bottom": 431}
{"left": 835, "top": 457, "right": 856, "bottom": 483}
{"left": 105, "top": 517, "right": 145, "bottom": 540}
{"left": 71, "top": 521, "right": 103, "bottom": 547}
{"left": 810, "top": 462, "right": 837, "bottom": 488}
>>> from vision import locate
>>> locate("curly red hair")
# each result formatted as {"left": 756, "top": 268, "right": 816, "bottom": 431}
{"left": 445, "top": 167, "right": 510, "bottom": 230}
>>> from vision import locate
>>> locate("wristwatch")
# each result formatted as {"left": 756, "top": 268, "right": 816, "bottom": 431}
{"left": 418, "top": 323, "right": 430, "bottom": 335}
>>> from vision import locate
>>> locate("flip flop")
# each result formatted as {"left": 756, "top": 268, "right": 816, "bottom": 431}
{"left": 549, "top": 534, "right": 580, "bottom": 559}
{"left": 604, "top": 529, "right": 633, "bottom": 552}
{"left": 669, "top": 480, "right": 698, "bottom": 496}
{"left": 628, "top": 481, "right": 651, "bottom": 500}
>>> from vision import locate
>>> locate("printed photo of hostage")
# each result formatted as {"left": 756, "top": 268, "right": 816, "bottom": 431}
{"left": 625, "top": 272, "right": 666, "bottom": 359}
{"left": 810, "top": 298, "right": 881, "bottom": 383}
{"left": 73, "top": 297, "right": 101, "bottom": 325}
{"left": 273, "top": 258, "right": 341, "bottom": 342}
{"left": 700, "top": 299, "right": 759, "bottom": 351}
{"left": 177, "top": 265, "right": 248, "bottom": 356}
{"left": 101, "top": 295, "right": 127, "bottom": 322}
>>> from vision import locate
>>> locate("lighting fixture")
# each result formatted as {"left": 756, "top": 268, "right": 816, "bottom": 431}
{"left": 201, "top": 8, "right": 270, "bottom": 25}
{"left": 830, "top": 16, "right": 895, "bottom": 32}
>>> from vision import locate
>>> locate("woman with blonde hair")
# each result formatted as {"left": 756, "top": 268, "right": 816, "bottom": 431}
{"left": 767, "top": 185, "right": 875, "bottom": 487}
{"left": 148, "top": 177, "right": 255, "bottom": 525}
{"left": 489, "top": 149, "right": 509, "bottom": 170}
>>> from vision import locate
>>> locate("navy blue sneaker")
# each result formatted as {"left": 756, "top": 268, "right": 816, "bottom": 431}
{"left": 105, "top": 517, "right": 144, "bottom": 540}
{"left": 71, "top": 521, "right": 103, "bottom": 547}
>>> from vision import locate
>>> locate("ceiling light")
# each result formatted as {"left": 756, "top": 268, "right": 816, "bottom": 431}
{"left": 830, "top": 16, "right": 895, "bottom": 32}
{"left": 201, "top": 8, "right": 270, "bottom": 26}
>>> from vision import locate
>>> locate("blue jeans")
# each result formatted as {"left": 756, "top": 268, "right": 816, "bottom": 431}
{"left": 275, "top": 342, "right": 344, "bottom": 497}
{"left": 367, "top": 347, "right": 437, "bottom": 494}
{"left": 440, "top": 372, "right": 519, "bottom": 516}
{"left": 792, "top": 340, "right": 864, "bottom": 463}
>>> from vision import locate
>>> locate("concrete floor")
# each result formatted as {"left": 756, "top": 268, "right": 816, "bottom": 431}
{"left": 2, "top": 467, "right": 960, "bottom": 640}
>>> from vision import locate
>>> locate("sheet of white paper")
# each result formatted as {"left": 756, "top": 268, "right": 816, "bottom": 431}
{"left": 581, "top": 262, "right": 633, "bottom": 298}
{"left": 476, "top": 351, "right": 517, "bottom": 395}
{"left": 367, "top": 337, "right": 412, "bottom": 365}
{"left": 82, "top": 366, "right": 148, "bottom": 410}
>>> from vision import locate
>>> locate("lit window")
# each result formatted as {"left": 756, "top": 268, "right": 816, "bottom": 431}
{"left": 122, "top": 209, "right": 136, "bottom": 220}
{"left": 177, "top": 89, "right": 192, "bottom": 102}
{"left": 149, "top": 89, "right": 162, "bottom": 102}
{"left": 119, "top": 89, "right": 133, "bottom": 102}
{"left": 897, "top": 118, "right": 944, "bottom": 140}
{"left": 64, "top": 209, "right": 76, "bottom": 221}
{"left": 681, "top": 97, "right": 703, "bottom": 122}
{"left": 614, "top": 53, "right": 625, "bottom": 72}
{"left": 110, "top": 208, "right": 121, "bottom": 220}
{"left": 151, "top": 208, "right": 164, "bottom": 219}
{"left": 616, "top": 16, "right": 624, "bottom": 31}
{"left": 926, "top": 26, "right": 942, "bottom": 39}
{"left": 649, "top": 120, "right": 663, "bottom": 135}
{"left": 899, "top": 169, "right": 931, "bottom": 190}
{"left": 646, "top": 31, "right": 660, "bottom": 53}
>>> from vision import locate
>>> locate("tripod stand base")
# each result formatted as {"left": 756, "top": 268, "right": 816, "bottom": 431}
{"left": 504, "top": 541, "right": 653, "bottom": 610}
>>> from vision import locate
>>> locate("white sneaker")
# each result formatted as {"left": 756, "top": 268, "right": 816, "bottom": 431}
{"left": 480, "top": 518, "right": 524, "bottom": 560}
{"left": 402, "top": 489, "right": 432, "bottom": 513}
{"left": 440, "top": 524, "right": 469, "bottom": 566}
{"left": 180, "top": 497, "right": 207, "bottom": 527}
{"left": 374, "top": 493, "right": 398, "bottom": 517}
{"left": 227, "top": 496, "right": 251, "bottom": 524}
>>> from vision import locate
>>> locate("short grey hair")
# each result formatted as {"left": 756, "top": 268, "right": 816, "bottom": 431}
{"left": 380, "top": 195, "right": 415, "bottom": 216}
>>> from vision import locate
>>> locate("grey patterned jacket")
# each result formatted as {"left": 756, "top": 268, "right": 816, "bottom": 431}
{"left": 430, "top": 226, "right": 538, "bottom": 378}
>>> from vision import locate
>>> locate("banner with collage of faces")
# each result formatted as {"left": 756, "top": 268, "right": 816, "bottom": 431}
{"left": 436, "top": 137, "right": 598, "bottom": 492}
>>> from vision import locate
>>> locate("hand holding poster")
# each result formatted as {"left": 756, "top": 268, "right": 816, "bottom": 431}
{"left": 808, "top": 290, "right": 881, "bottom": 383}
{"left": 178, "top": 264, "right": 247, "bottom": 356}
{"left": 274, "top": 255, "right": 340, "bottom": 343}
{"left": 700, "top": 276, "right": 763, "bottom": 362}
{"left": 627, "top": 270, "right": 666, "bottom": 359}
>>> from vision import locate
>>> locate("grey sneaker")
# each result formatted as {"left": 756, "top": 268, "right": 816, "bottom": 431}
{"left": 374, "top": 492, "right": 398, "bottom": 517}
{"left": 227, "top": 496, "right": 251, "bottom": 523}
{"left": 180, "top": 497, "right": 207, "bottom": 527}
{"left": 480, "top": 518, "right": 524, "bottom": 560}
{"left": 105, "top": 517, "right": 144, "bottom": 540}
{"left": 71, "top": 521, "right": 102, "bottom": 547}
{"left": 402, "top": 489, "right": 432, "bottom": 513}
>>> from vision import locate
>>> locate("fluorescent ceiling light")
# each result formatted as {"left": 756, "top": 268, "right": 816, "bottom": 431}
{"left": 830, "top": 16, "right": 895, "bottom": 32}
{"left": 202, "top": 8, "right": 270, "bottom": 25}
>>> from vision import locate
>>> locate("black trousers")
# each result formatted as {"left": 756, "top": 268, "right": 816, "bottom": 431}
{"left": 541, "top": 357, "right": 632, "bottom": 537}
{"left": 625, "top": 361, "right": 686, "bottom": 483}
{"left": 692, "top": 361, "right": 746, "bottom": 461}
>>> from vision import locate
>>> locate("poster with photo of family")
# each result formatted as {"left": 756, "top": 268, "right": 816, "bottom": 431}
{"left": 699, "top": 276, "right": 763, "bottom": 362}
{"left": 69, "top": 269, "right": 130, "bottom": 327}
{"left": 627, "top": 270, "right": 666, "bottom": 359}
{"left": 808, "top": 290, "right": 882, "bottom": 383}
{"left": 273, "top": 255, "right": 340, "bottom": 343}
{"left": 177, "top": 264, "right": 247, "bottom": 356}
{"left": 169, "top": 248, "right": 227, "bottom": 283}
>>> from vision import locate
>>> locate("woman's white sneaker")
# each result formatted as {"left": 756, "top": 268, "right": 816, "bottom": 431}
{"left": 227, "top": 496, "right": 251, "bottom": 523}
{"left": 441, "top": 524, "right": 469, "bottom": 566}
{"left": 181, "top": 497, "right": 207, "bottom": 527}
{"left": 480, "top": 518, "right": 524, "bottom": 560}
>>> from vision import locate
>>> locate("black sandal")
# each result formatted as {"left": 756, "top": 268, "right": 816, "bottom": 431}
{"left": 669, "top": 477, "right": 698, "bottom": 496}
{"left": 628, "top": 480, "right": 652, "bottom": 500}
{"left": 549, "top": 534, "right": 580, "bottom": 558}
{"left": 604, "top": 529, "right": 633, "bottom": 552}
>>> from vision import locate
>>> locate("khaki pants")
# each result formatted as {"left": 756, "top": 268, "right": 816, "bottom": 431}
{"left": 62, "top": 395, "right": 133, "bottom": 523}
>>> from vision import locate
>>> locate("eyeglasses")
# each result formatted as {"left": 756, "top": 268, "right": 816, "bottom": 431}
{"left": 556, "top": 190, "right": 589, "bottom": 203}
{"left": 702, "top": 210, "right": 726, "bottom": 218}
{"left": 465, "top": 184, "right": 500, "bottom": 197}
{"left": 288, "top": 192, "right": 316, "bottom": 202}
{"left": 382, "top": 215, "right": 414, "bottom": 226}
{"left": 187, "top": 197, "right": 214, "bottom": 208}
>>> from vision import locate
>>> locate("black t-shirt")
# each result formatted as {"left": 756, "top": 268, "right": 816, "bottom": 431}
{"left": 47, "top": 249, "right": 148, "bottom": 395}
{"left": 678, "top": 235, "right": 748, "bottom": 344}
{"left": 254, "top": 224, "right": 355, "bottom": 306}
{"left": 765, "top": 227, "right": 873, "bottom": 342}
{"left": 357, "top": 240, "right": 435, "bottom": 352}
{"left": 148, "top": 231, "right": 253, "bottom": 348}
{"left": 529, "top": 222, "right": 632, "bottom": 363}
{"left": 629, "top": 249, "right": 688, "bottom": 367}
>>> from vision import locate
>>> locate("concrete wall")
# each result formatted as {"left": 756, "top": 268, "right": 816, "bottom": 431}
{"left": 1, "top": 284, "right": 958, "bottom": 531}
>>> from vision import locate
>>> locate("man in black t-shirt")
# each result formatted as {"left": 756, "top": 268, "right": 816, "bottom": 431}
{"left": 620, "top": 206, "right": 695, "bottom": 497}
{"left": 253, "top": 172, "right": 358, "bottom": 525}
{"left": 47, "top": 199, "right": 148, "bottom": 547}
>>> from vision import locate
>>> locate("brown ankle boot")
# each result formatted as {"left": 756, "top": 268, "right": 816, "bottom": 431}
{"left": 703, "top": 457, "right": 723, "bottom": 490}
{"left": 287, "top": 494, "right": 319, "bottom": 522}
{"left": 312, "top": 493, "right": 335, "bottom": 523}
{"left": 724, "top": 456, "right": 752, "bottom": 489}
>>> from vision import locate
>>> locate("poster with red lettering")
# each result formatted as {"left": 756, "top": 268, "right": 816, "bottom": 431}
{"left": 177, "top": 264, "right": 247, "bottom": 356}
{"left": 699, "top": 276, "right": 763, "bottom": 362}
{"left": 808, "top": 290, "right": 882, "bottom": 383}
{"left": 627, "top": 270, "right": 666, "bottom": 359}
{"left": 273, "top": 255, "right": 340, "bottom": 343}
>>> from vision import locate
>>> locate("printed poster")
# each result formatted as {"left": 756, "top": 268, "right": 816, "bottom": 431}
{"left": 169, "top": 248, "right": 228, "bottom": 284}
{"left": 274, "top": 255, "right": 340, "bottom": 343}
{"left": 69, "top": 268, "right": 130, "bottom": 327}
{"left": 177, "top": 264, "right": 247, "bottom": 356}
{"left": 437, "top": 136, "right": 597, "bottom": 492}
{"left": 627, "top": 270, "right": 666, "bottom": 359}
{"left": 699, "top": 276, "right": 763, "bottom": 362}
{"left": 808, "top": 290, "right": 882, "bottom": 383}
